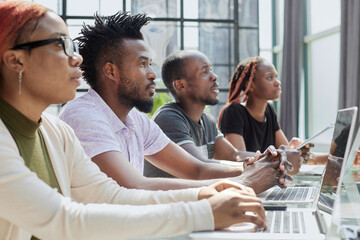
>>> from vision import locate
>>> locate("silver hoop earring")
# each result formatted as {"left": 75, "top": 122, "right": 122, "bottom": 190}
{"left": 18, "top": 70, "right": 22, "bottom": 95}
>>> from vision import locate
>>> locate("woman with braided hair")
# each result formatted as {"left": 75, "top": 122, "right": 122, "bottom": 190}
{"left": 218, "top": 57, "right": 289, "bottom": 153}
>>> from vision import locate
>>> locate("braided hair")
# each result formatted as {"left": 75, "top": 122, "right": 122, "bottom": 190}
{"left": 218, "top": 56, "right": 265, "bottom": 125}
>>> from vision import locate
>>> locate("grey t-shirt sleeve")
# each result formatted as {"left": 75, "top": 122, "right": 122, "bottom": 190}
{"left": 153, "top": 108, "right": 195, "bottom": 146}
{"left": 145, "top": 106, "right": 195, "bottom": 178}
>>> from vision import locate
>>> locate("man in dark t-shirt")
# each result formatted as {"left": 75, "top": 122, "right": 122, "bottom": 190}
{"left": 144, "top": 50, "right": 294, "bottom": 180}
{"left": 153, "top": 102, "right": 222, "bottom": 160}
{"left": 145, "top": 102, "right": 224, "bottom": 177}
{"left": 144, "top": 50, "right": 257, "bottom": 178}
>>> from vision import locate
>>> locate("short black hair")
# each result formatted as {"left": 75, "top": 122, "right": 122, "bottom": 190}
{"left": 161, "top": 51, "right": 188, "bottom": 98}
{"left": 76, "top": 11, "right": 151, "bottom": 89}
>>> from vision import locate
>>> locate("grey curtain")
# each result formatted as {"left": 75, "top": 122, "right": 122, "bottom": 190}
{"left": 279, "top": 0, "right": 304, "bottom": 139}
{"left": 340, "top": 0, "right": 360, "bottom": 128}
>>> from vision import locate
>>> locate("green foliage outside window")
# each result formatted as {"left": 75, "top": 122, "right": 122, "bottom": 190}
{"left": 147, "top": 92, "right": 171, "bottom": 118}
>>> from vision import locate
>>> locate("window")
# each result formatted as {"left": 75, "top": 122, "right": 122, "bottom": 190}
{"left": 40, "top": 0, "right": 259, "bottom": 118}
{"left": 271, "top": 0, "right": 340, "bottom": 151}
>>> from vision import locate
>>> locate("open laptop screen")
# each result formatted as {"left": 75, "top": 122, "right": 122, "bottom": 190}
{"left": 319, "top": 107, "right": 358, "bottom": 211}
{"left": 328, "top": 128, "right": 360, "bottom": 238}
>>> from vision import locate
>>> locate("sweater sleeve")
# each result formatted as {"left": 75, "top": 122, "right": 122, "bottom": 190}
{"left": 0, "top": 118, "right": 214, "bottom": 240}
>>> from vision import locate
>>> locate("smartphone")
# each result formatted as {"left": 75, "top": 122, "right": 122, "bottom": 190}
{"left": 296, "top": 123, "right": 335, "bottom": 150}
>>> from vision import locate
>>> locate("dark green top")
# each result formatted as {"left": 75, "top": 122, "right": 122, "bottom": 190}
{"left": 0, "top": 98, "right": 61, "bottom": 240}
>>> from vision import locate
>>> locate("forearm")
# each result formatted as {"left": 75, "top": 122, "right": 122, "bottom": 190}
{"left": 130, "top": 176, "right": 217, "bottom": 191}
{"left": 237, "top": 150, "right": 257, "bottom": 160}
{"left": 308, "top": 153, "right": 328, "bottom": 165}
{"left": 68, "top": 144, "right": 204, "bottom": 203}
{"left": 197, "top": 162, "right": 243, "bottom": 180}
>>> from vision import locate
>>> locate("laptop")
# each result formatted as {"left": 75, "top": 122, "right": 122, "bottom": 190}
{"left": 189, "top": 208, "right": 326, "bottom": 240}
{"left": 189, "top": 123, "right": 360, "bottom": 240}
{"left": 327, "top": 128, "right": 360, "bottom": 238}
{"left": 258, "top": 107, "right": 358, "bottom": 205}
{"left": 297, "top": 123, "right": 334, "bottom": 176}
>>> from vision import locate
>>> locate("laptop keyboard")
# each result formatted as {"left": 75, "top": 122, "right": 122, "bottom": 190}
{"left": 265, "top": 187, "right": 313, "bottom": 201}
{"left": 265, "top": 211, "right": 306, "bottom": 234}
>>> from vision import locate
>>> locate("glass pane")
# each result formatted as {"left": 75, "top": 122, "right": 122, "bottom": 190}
{"left": 308, "top": 33, "right": 340, "bottom": 151}
{"left": 274, "top": 0, "right": 284, "bottom": 46}
{"left": 131, "top": 0, "right": 179, "bottom": 18}
{"left": 309, "top": 0, "right": 340, "bottom": 34}
{"left": 213, "top": 65, "right": 235, "bottom": 89}
{"left": 100, "top": 0, "right": 123, "bottom": 16}
{"left": 259, "top": 51, "right": 273, "bottom": 64}
{"left": 259, "top": 0, "right": 272, "bottom": 50}
{"left": 184, "top": 0, "right": 233, "bottom": 19}
{"left": 198, "top": 23, "right": 234, "bottom": 65}
{"left": 67, "top": 0, "right": 99, "bottom": 16}
{"left": 275, "top": 53, "right": 283, "bottom": 79}
{"left": 198, "top": 0, "right": 233, "bottom": 20}
{"left": 239, "top": 0, "right": 258, "bottom": 27}
{"left": 67, "top": 19, "right": 94, "bottom": 91}
{"left": 184, "top": 22, "right": 199, "bottom": 50}
{"left": 67, "top": 19, "right": 95, "bottom": 39}
{"left": 184, "top": 0, "right": 199, "bottom": 19}
{"left": 142, "top": 21, "right": 180, "bottom": 80}
{"left": 239, "top": 29, "right": 258, "bottom": 60}
{"left": 35, "top": 0, "right": 61, "bottom": 14}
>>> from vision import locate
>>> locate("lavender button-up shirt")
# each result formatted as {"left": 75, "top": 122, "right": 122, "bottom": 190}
{"left": 59, "top": 88, "right": 170, "bottom": 174}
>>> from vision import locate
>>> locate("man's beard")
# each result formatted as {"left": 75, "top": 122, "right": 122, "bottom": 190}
{"left": 204, "top": 98, "right": 219, "bottom": 106}
{"left": 133, "top": 98, "right": 154, "bottom": 113}
{"left": 117, "top": 79, "right": 154, "bottom": 113}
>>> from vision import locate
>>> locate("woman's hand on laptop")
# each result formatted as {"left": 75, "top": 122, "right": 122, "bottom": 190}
{"left": 198, "top": 180, "right": 255, "bottom": 200}
{"left": 207, "top": 187, "right": 267, "bottom": 230}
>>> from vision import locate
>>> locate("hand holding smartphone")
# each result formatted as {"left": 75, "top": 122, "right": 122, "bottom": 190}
{"left": 296, "top": 123, "right": 335, "bottom": 150}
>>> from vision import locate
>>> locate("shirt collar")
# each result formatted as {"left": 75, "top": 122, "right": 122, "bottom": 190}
{"left": 88, "top": 88, "right": 136, "bottom": 134}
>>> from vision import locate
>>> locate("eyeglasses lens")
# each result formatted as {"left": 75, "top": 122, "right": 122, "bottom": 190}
{"left": 63, "top": 37, "right": 79, "bottom": 57}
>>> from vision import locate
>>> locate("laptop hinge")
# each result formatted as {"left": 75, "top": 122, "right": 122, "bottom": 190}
{"left": 314, "top": 210, "right": 326, "bottom": 234}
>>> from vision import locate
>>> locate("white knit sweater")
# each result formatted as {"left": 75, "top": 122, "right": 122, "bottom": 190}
{"left": 0, "top": 113, "right": 214, "bottom": 240}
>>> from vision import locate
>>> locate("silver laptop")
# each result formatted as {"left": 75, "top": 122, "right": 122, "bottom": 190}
{"left": 327, "top": 128, "right": 360, "bottom": 239}
{"left": 297, "top": 123, "right": 334, "bottom": 176}
{"left": 258, "top": 107, "right": 358, "bottom": 205}
{"left": 189, "top": 123, "right": 360, "bottom": 240}
{"left": 189, "top": 208, "right": 326, "bottom": 240}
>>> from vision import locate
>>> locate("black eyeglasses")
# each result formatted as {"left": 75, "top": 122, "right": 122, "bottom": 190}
{"left": 12, "top": 36, "right": 79, "bottom": 57}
